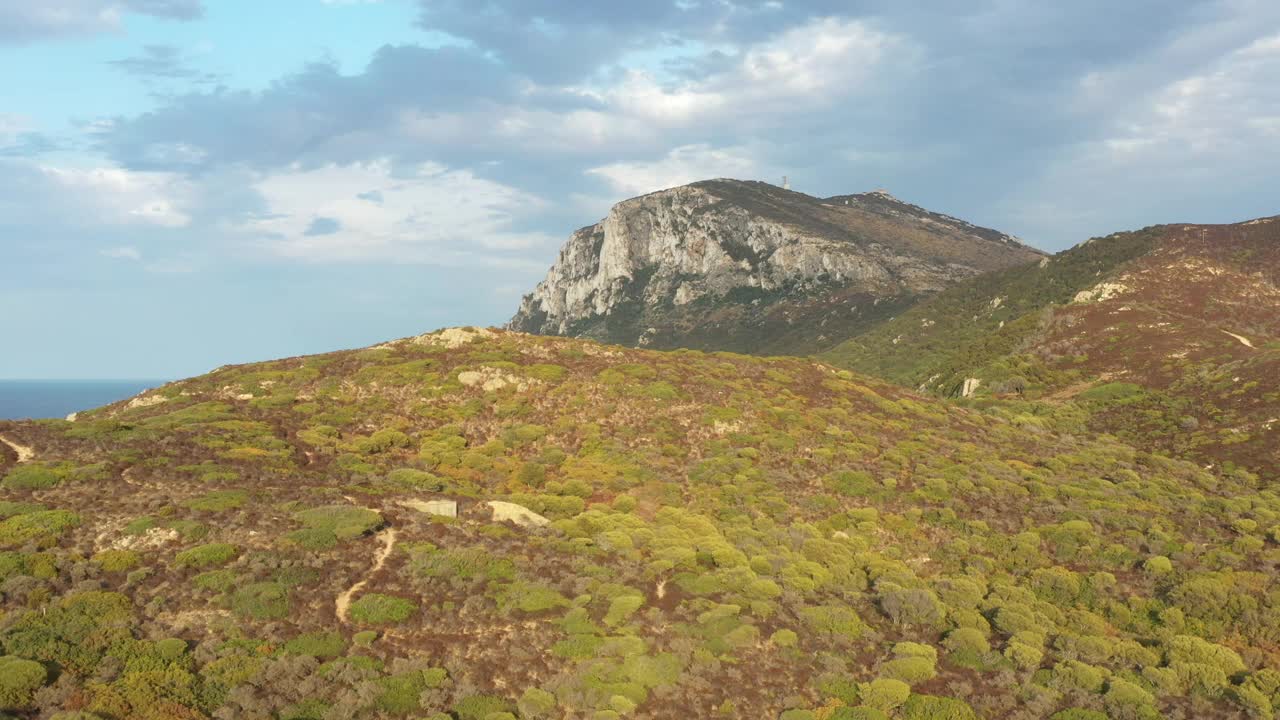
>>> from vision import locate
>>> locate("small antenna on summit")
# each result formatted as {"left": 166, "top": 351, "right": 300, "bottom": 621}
{"left": 782, "top": 175, "right": 790, "bottom": 191}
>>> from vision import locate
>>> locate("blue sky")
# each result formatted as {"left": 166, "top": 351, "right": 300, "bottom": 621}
{"left": 2, "top": 0, "right": 1279, "bottom": 379}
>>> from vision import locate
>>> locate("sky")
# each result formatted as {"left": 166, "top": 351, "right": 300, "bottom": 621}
{"left": 2, "top": 0, "right": 1279, "bottom": 379}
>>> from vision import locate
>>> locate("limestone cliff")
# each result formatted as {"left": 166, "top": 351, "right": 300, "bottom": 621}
{"left": 510, "top": 179, "right": 1043, "bottom": 354}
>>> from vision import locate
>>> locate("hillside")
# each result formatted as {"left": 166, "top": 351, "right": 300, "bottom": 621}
{"left": 1, "top": 328, "right": 1279, "bottom": 720}
{"left": 823, "top": 217, "right": 1280, "bottom": 480}
{"left": 510, "top": 180, "right": 1043, "bottom": 355}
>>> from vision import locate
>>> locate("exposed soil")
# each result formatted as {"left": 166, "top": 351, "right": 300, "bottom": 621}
{"left": 0, "top": 434, "right": 35, "bottom": 463}
{"left": 1221, "top": 329, "right": 1256, "bottom": 349}
{"left": 335, "top": 526, "right": 399, "bottom": 623}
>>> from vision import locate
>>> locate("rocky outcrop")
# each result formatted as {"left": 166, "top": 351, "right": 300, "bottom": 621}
{"left": 487, "top": 501, "right": 550, "bottom": 528}
{"left": 510, "top": 179, "right": 1043, "bottom": 354}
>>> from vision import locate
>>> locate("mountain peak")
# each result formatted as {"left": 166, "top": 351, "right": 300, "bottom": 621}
{"left": 510, "top": 178, "right": 1043, "bottom": 354}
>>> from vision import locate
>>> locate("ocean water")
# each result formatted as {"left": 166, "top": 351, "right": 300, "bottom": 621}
{"left": 0, "top": 380, "right": 169, "bottom": 420}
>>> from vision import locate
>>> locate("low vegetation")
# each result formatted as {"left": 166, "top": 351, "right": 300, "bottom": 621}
{"left": 0, "top": 328, "right": 1275, "bottom": 718}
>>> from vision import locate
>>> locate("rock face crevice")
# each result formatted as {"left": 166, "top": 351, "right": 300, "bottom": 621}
{"left": 510, "top": 179, "right": 1043, "bottom": 354}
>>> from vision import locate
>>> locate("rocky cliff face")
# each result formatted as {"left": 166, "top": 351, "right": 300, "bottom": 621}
{"left": 510, "top": 179, "right": 1044, "bottom": 354}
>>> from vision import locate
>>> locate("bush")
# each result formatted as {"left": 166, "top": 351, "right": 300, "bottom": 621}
{"left": 1005, "top": 641, "right": 1044, "bottom": 670}
{"left": 284, "top": 631, "right": 346, "bottom": 658}
{"left": 174, "top": 542, "right": 238, "bottom": 569}
{"left": 232, "top": 582, "right": 289, "bottom": 619}
{"left": 830, "top": 709, "right": 888, "bottom": 720}
{"left": 899, "top": 694, "right": 978, "bottom": 720}
{"left": 453, "top": 694, "right": 513, "bottom": 720}
{"left": 1166, "top": 634, "right": 1246, "bottom": 675}
{"left": 771, "top": 629, "right": 799, "bottom": 647}
{"left": 881, "top": 656, "right": 936, "bottom": 684}
{"left": 0, "top": 509, "right": 80, "bottom": 549}
{"left": 375, "top": 668, "right": 449, "bottom": 713}
{"left": 1103, "top": 679, "right": 1157, "bottom": 720}
{"left": 943, "top": 628, "right": 990, "bottom": 656}
{"left": 858, "top": 679, "right": 911, "bottom": 712}
{"left": 1051, "top": 660, "right": 1107, "bottom": 693}
{"left": 1049, "top": 711, "right": 1108, "bottom": 720}
{"left": 517, "top": 687, "right": 557, "bottom": 718}
{"left": 349, "top": 593, "right": 416, "bottom": 624}
{"left": 2, "top": 464, "right": 62, "bottom": 490}
{"left": 93, "top": 549, "right": 141, "bottom": 572}
{"left": 604, "top": 595, "right": 644, "bottom": 627}
{"left": 1143, "top": 555, "right": 1172, "bottom": 574}
{"left": 0, "top": 655, "right": 46, "bottom": 709}
{"left": 293, "top": 506, "right": 383, "bottom": 541}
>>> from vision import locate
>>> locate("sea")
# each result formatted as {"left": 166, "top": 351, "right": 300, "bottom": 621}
{"left": 0, "top": 380, "right": 169, "bottom": 420}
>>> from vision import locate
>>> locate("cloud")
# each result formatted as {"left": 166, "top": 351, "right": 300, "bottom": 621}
{"left": 101, "top": 245, "right": 142, "bottom": 260}
{"left": 108, "top": 44, "right": 220, "bottom": 83}
{"left": 43, "top": 166, "right": 193, "bottom": 227}
{"left": 587, "top": 144, "right": 768, "bottom": 196}
{"left": 240, "top": 159, "right": 555, "bottom": 266}
{"left": 0, "top": 1, "right": 203, "bottom": 44}
{"left": 0, "top": 161, "right": 193, "bottom": 229}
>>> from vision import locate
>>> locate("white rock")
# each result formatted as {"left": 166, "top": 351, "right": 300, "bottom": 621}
{"left": 487, "top": 501, "right": 550, "bottom": 528}
{"left": 399, "top": 499, "right": 458, "bottom": 518}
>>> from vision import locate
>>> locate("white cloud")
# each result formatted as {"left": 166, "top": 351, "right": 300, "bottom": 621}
{"left": 242, "top": 159, "right": 554, "bottom": 265}
{"left": 586, "top": 144, "right": 768, "bottom": 196}
{"left": 39, "top": 165, "right": 193, "bottom": 227}
{"left": 0, "top": 1, "right": 202, "bottom": 44}
{"left": 398, "top": 17, "right": 904, "bottom": 159}
{"left": 590, "top": 17, "right": 903, "bottom": 129}
{"left": 101, "top": 245, "right": 142, "bottom": 260}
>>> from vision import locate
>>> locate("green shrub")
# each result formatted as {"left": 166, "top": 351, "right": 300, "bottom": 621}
{"left": 858, "top": 679, "right": 910, "bottom": 712}
{"left": 771, "top": 629, "right": 799, "bottom": 647}
{"left": 604, "top": 595, "right": 644, "bottom": 627}
{"left": 1, "top": 592, "right": 133, "bottom": 674}
{"left": 1143, "top": 555, "right": 1172, "bottom": 574}
{"left": 499, "top": 583, "right": 569, "bottom": 614}
{"left": 517, "top": 687, "right": 557, "bottom": 718}
{"left": 943, "top": 628, "right": 990, "bottom": 656}
{"left": 1049, "top": 711, "right": 1108, "bottom": 720}
{"left": 1166, "top": 634, "right": 1246, "bottom": 675}
{"left": 1004, "top": 641, "right": 1044, "bottom": 670}
{"left": 232, "top": 582, "right": 289, "bottom": 619}
{"left": 453, "top": 694, "right": 513, "bottom": 720}
{"left": 899, "top": 694, "right": 978, "bottom": 720}
{"left": 348, "top": 593, "right": 416, "bottom": 624}
{"left": 881, "top": 656, "right": 936, "bottom": 684}
{"left": 830, "top": 709, "right": 888, "bottom": 720}
{"left": 293, "top": 506, "right": 382, "bottom": 540}
{"left": 2, "top": 464, "right": 62, "bottom": 490}
{"left": 0, "top": 655, "right": 46, "bottom": 709}
{"left": 194, "top": 569, "right": 236, "bottom": 593}
{"left": 0, "top": 509, "right": 80, "bottom": 549}
{"left": 375, "top": 668, "right": 448, "bottom": 713}
{"left": 1051, "top": 660, "right": 1107, "bottom": 693}
{"left": 284, "top": 631, "right": 346, "bottom": 658}
{"left": 93, "top": 549, "right": 141, "bottom": 572}
{"left": 1103, "top": 679, "right": 1157, "bottom": 719}
{"left": 174, "top": 542, "right": 238, "bottom": 569}
{"left": 893, "top": 642, "right": 938, "bottom": 663}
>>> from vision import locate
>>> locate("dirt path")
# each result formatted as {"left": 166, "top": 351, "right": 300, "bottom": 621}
{"left": 0, "top": 435, "right": 35, "bottom": 463}
{"left": 336, "top": 527, "right": 398, "bottom": 624}
{"left": 1220, "top": 329, "right": 1256, "bottom": 349}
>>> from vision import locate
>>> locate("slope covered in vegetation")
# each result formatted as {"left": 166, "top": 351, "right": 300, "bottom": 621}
{"left": 822, "top": 218, "right": 1279, "bottom": 480}
{"left": 1, "top": 328, "right": 1278, "bottom": 720}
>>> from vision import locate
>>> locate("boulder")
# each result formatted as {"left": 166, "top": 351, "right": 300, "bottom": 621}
{"left": 487, "top": 501, "right": 550, "bottom": 528}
